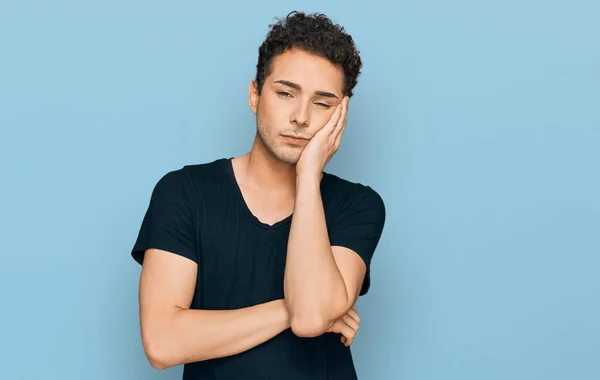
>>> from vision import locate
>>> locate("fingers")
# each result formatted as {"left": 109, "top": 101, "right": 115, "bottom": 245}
{"left": 339, "top": 311, "right": 362, "bottom": 346}
{"left": 328, "top": 319, "right": 357, "bottom": 347}
{"left": 330, "top": 320, "right": 354, "bottom": 337}
{"left": 346, "top": 308, "right": 360, "bottom": 326}
{"left": 344, "top": 305, "right": 360, "bottom": 346}
{"left": 328, "top": 303, "right": 361, "bottom": 347}
{"left": 342, "top": 314, "right": 359, "bottom": 336}
{"left": 332, "top": 98, "right": 348, "bottom": 151}
{"left": 333, "top": 97, "right": 348, "bottom": 139}
{"left": 338, "top": 321, "right": 356, "bottom": 347}
{"left": 342, "top": 335, "right": 353, "bottom": 346}
{"left": 322, "top": 101, "right": 344, "bottom": 135}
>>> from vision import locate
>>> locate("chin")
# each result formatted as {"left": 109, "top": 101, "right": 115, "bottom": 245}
{"left": 273, "top": 150, "right": 301, "bottom": 165}
{"left": 267, "top": 144, "right": 302, "bottom": 165}
{"left": 257, "top": 129, "right": 301, "bottom": 165}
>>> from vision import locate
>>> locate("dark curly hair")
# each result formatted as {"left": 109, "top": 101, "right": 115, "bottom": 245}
{"left": 255, "top": 11, "right": 362, "bottom": 98}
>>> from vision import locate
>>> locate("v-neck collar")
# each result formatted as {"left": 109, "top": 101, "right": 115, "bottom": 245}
{"left": 224, "top": 157, "right": 327, "bottom": 230}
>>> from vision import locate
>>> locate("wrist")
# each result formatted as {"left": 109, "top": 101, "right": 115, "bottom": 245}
{"left": 295, "top": 171, "right": 322, "bottom": 189}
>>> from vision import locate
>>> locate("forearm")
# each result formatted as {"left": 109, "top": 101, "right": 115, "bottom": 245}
{"left": 284, "top": 176, "right": 349, "bottom": 336}
{"left": 144, "top": 299, "right": 289, "bottom": 369}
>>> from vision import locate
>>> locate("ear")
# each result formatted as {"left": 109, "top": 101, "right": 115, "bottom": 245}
{"left": 248, "top": 79, "right": 259, "bottom": 115}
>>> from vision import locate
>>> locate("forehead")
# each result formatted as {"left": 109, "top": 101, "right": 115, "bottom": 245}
{"left": 268, "top": 49, "right": 344, "bottom": 94}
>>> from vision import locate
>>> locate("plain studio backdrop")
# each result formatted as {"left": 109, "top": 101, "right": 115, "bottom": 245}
{"left": 1, "top": 1, "right": 598, "bottom": 379}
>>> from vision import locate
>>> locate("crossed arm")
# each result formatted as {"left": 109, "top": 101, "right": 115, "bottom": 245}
{"left": 138, "top": 240, "right": 364, "bottom": 370}
{"left": 138, "top": 249, "right": 291, "bottom": 369}
{"left": 137, "top": 179, "right": 371, "bottom": 370}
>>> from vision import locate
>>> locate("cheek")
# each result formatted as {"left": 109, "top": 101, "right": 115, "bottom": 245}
{"left": 260, "top": 97, "right": 290, "bottom": 125}
{"left": 313, "top": 111, "right": 333, "bottom": 130}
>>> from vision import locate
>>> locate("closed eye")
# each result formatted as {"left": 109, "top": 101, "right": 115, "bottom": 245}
{"left": 277, "top": 91, "right": 330, "bottom": 109}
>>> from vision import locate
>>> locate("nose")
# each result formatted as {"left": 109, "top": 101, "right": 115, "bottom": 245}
{"left": 290, "top": 101, "right": 311, "bottom": 128}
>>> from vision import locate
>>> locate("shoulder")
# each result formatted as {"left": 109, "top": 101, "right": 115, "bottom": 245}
{"left": 322, "top": 172, "right": 386, "bottom": 222}
{"left": 150, "top": 158, "right": 231, "bottom": 203}
{"left": 181, "top": 157, "right": 231, "bottom": 181}
{"left": 155, "top": 158, "right": 230, "bottom": 188}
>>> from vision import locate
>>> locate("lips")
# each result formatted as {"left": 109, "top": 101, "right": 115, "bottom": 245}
{"left": 282, "top": 135, "right": 309, "bottom": 145}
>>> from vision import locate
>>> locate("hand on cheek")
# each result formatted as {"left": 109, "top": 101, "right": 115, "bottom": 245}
{"left": 296, "top": 96, "right": 349, "bottom": 180}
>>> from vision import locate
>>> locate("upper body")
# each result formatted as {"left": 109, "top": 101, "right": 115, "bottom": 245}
{"left": 131, "top": 11, "right": 386, "bottom": 380}
{"left": 131, "top": 157, "right": 385, "bottom": 379}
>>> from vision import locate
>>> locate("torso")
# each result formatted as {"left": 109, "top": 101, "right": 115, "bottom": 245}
{"left": 178, "top": 158, "right": 363, "bottom": 380}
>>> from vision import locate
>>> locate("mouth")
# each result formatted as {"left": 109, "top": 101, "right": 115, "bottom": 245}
{"left": 281, "top": 135, "right": 310, "bottom": 146}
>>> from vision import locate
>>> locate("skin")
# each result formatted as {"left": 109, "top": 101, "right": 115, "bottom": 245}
{"left": 138, "top": 48, "right": 363, "bottom": 370}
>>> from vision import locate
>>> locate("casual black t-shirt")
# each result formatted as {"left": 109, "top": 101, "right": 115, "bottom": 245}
{"left": 131, "top": 157, "right": 386, "bottom": 380}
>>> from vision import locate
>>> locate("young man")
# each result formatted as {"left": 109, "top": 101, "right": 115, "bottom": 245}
{"left": 131, "top": 11, "right": 386, "bottom": 380}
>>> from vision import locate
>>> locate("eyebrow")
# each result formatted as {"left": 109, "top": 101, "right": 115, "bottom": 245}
{"left": 273, "top": 80, "right": 340, "bottom": 99}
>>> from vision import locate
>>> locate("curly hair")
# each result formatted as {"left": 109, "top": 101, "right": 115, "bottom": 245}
{"left": 255, "top": 11, "right": 362, "bottom": 98}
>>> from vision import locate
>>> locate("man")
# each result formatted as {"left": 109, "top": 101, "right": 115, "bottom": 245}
{"left": 131, "top": 11, "right": 386, "bottom": 380}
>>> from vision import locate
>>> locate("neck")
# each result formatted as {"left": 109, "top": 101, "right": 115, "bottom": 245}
{"left": 235, "top": 135, "right": 298, "bottom": 193}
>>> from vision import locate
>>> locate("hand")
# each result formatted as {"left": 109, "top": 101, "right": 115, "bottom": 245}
{"left": 296, "top": 96, "right": 349, "bottom": 179}
{"left": 327, "top": 305, "right": 360, "bottom": 347}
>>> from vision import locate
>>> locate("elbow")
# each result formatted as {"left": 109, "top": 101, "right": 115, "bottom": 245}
{"left": 142, "top": 332, "right": 176, "bottom": 370}
{"left": 287, "top": 300, "right": 350, "bottom": 338}
{"left": 289, "top": 314, "right": 330, "bottom": 338}
{"left": 149, "top": 356, "right": 170, "bottom": 371}
{"left": 285, "top": 284, "right": 353, "bottom": 337}
{"left": 144, "top": 341, "right": 172, "bottom": 370}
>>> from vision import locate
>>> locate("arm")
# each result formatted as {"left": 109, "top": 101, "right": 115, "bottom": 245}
{"left": 285, "top": 97, "right": 385, "bottom": 338}
{"left": 284, "top": 98, "right": 365, "bottom": 337}
{"left": 284, "top": 176, "right": 366, "bottom": 337}
{"left": 139, "top": 248, "right": 290, "bottom": 370}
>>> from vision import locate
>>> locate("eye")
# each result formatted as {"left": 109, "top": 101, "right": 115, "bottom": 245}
{"left": 315, "top": 102, "right": 331, "bottom": 109}
{"left": 277, "top": 91, "right": 293, "bottom": 98}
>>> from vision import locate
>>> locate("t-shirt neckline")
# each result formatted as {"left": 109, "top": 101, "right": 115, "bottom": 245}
{"left": 224, "top": 157, "right": 327, "bottom": 230}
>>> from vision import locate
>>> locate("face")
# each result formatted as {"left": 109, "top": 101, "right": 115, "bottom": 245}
{"left": 249, "top": 48, "right": 345, "bottom": 165}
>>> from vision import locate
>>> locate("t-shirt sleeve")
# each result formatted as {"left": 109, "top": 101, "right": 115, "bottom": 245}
{"left": 131, "top": 169, "right": 198, "bottom": 265}
{"left": 328, "top": 187, "right": 386, "bottom": 296}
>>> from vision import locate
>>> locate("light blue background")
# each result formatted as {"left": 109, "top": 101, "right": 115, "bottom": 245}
{"left": 1, "top": 1, "right": 598, "bottom": 379}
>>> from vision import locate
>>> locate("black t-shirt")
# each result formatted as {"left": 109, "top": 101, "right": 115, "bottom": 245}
{"left": 131, "top": 158, "right": 386, "bottom": 380}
